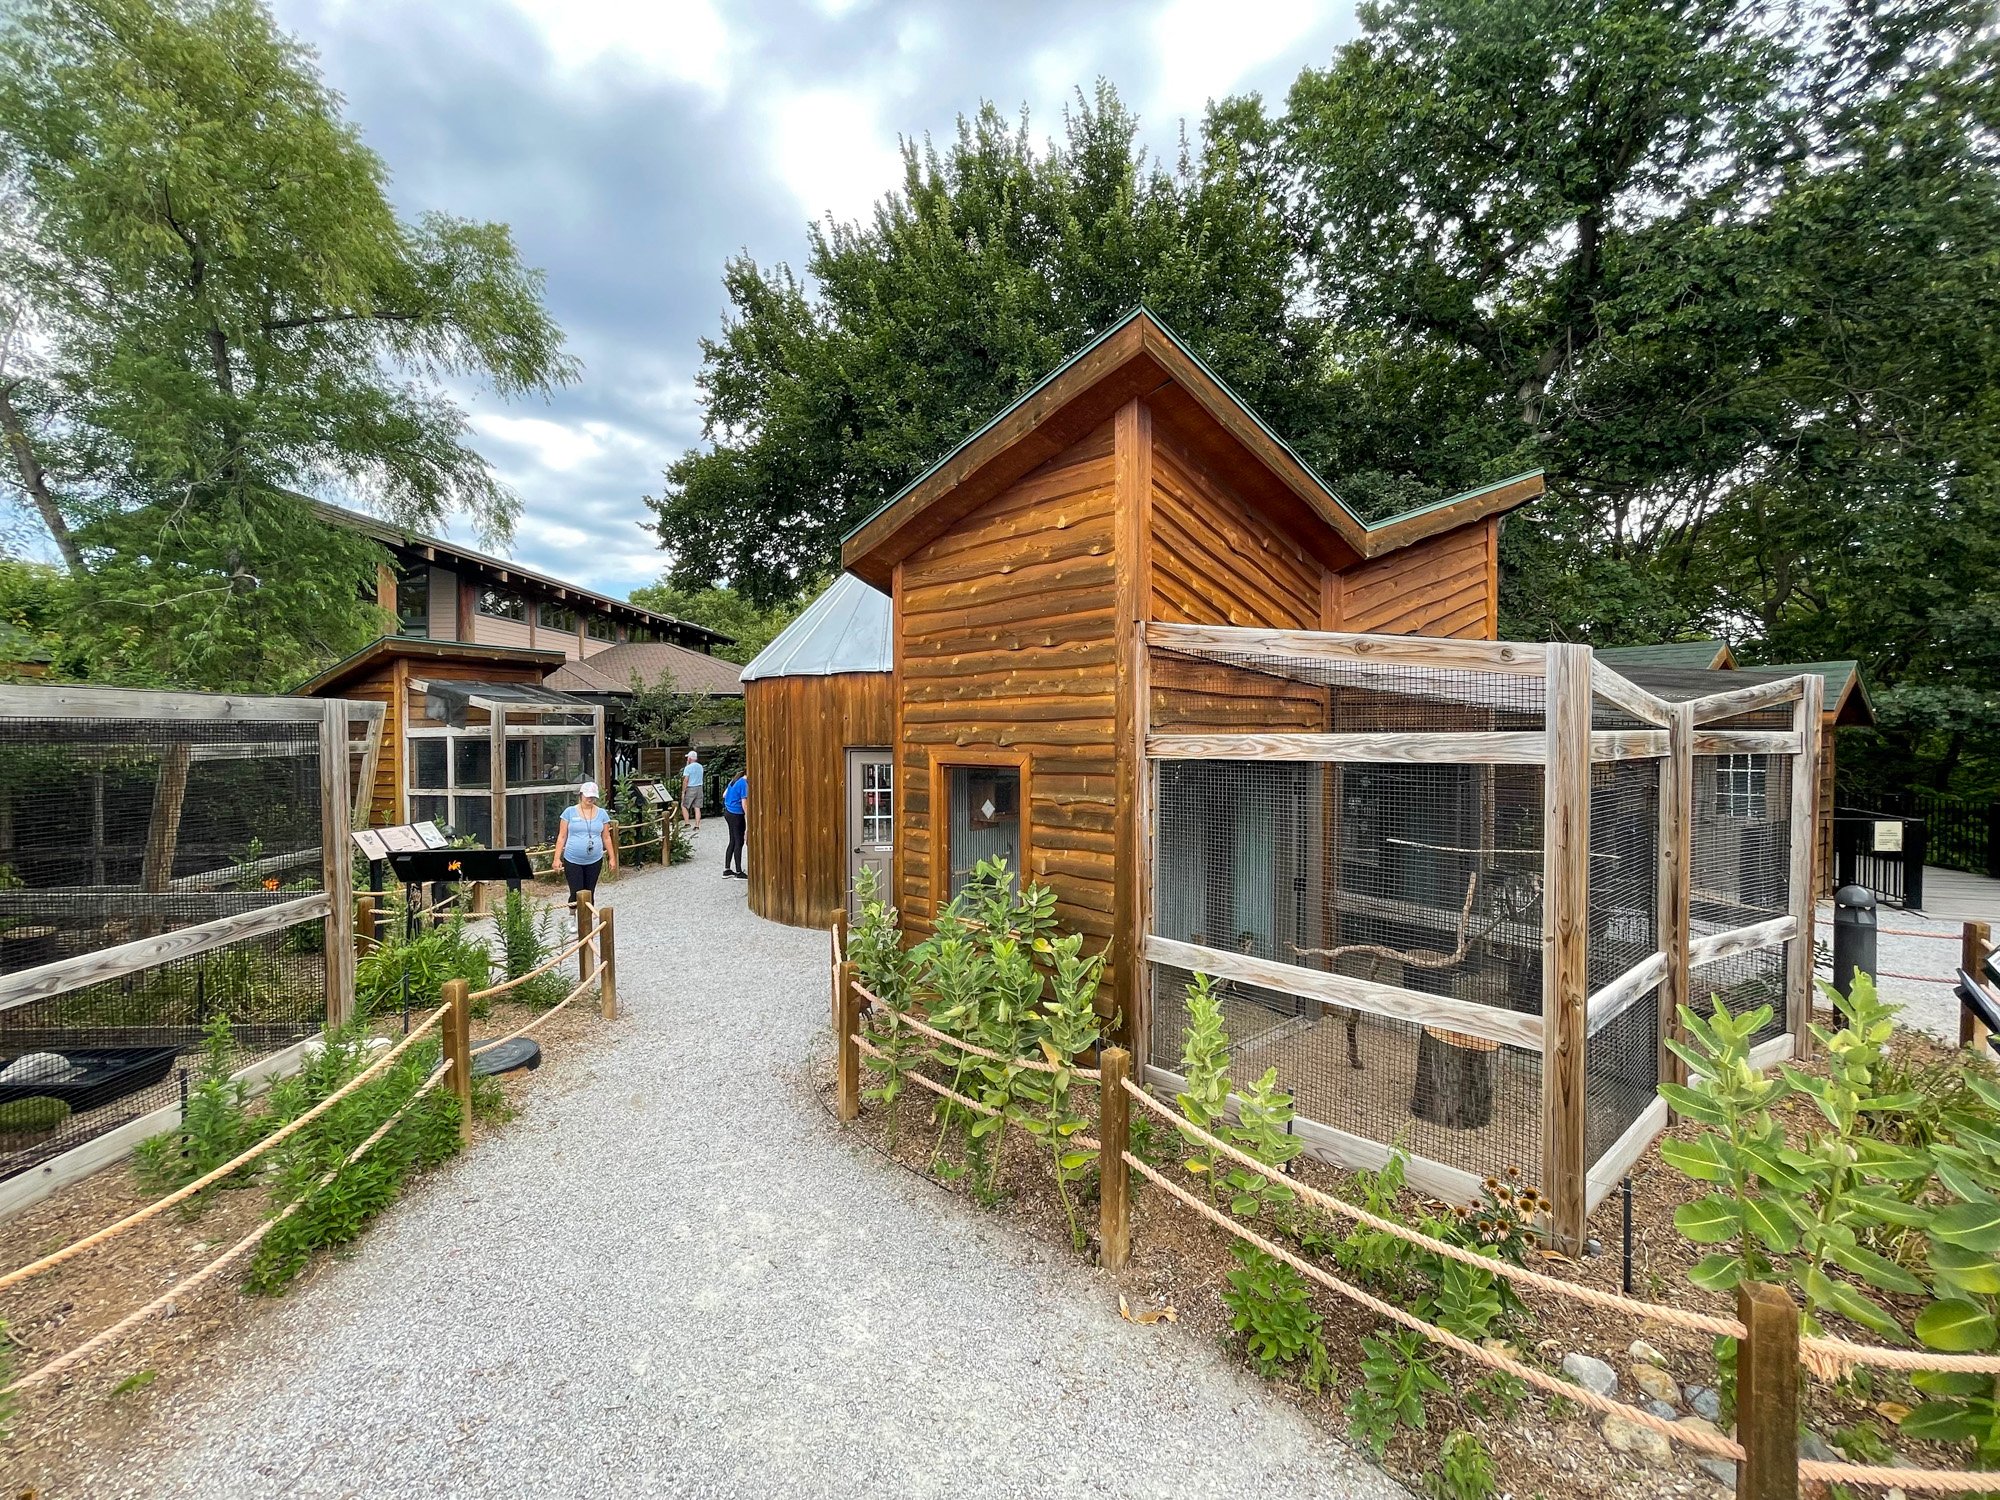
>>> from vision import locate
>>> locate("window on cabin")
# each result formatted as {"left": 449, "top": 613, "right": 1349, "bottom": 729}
{"left": 1715, "top": 755, "right": 1767, "bottom": 818}
{"left": 394, "top": 564, "right": 429, "bottom": 637}
{"left": 538, "top": 602, "right": 578, "bottom": 633}
{"left": 945, "top": 765, "right": 1021, "bottom": 897}
{"left": 477, "top": 587, "right": 525, "bottom": 621}
{"left": 626, "top": 624, "right": 655, "bottom": 643}
{"left": 586, "top": 615, "right": 617, "bottom": 642}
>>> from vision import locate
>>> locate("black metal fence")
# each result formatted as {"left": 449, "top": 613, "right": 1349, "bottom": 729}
{"left": 1898, "top": 788, "right": 2000, "bottom": 879}
{"left": 1833, "top": 808, "right": 1926, "bottom": 909}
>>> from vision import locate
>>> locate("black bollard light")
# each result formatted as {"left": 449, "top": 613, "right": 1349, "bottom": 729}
{"left": 1833, "top": 884, "right": 1878, "bottom": 997}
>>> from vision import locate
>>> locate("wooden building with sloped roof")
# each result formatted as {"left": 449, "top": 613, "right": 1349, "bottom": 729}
{"left": 752, "top": 308, "right": 1546, "bottom": 1033}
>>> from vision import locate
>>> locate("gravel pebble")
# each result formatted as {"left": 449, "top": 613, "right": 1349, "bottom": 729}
{"left": 128, "top": 828, "right": 1409, "bottom": 1499}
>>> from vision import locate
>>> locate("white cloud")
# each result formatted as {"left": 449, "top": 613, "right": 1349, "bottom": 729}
{"left": 500, "top": 0, "right": 733, "bottom": 95}
{"left": 767, "top": 87, "right": 907, "bottom": 227}
{"left": 1149, "top": 0, "right": 1322, "bottom": 110}
{"left": 471, "top": 414, "right": 608, "bottom": 474}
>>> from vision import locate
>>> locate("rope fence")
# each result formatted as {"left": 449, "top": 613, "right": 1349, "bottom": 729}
{"left": 469, "top": 916, "right": 600, "bottom": 1004}
{"left": 2, "top": 1058, "right": 454, "bottom": 1394}
{"left": 829, "top": 944, "right": 2000, "bottom": 1496}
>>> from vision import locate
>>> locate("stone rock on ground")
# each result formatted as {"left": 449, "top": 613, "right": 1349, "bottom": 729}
{"left": 1601, "top": 1413, "right": 1673, "bottom": 1466}
{"left": 100, "top": 829, "right": 1412, "bottom": 1500}
{"left": 1644, "top": 1399, "right": 1678, "bottom": 1421}
{"left": 1687, "top": 1385, "right": 1722, "bottom": 1422}
{"left": 1632, "top": 1364, "right": 1680, "bottom": 1405}
{"left": 1563, "top": 1352, "right": 1619, "bottom": 1398}
{"left": 1628, "top": 1339, "right": 1668, "bottom": 1367}
{"left": 1678, "top": 1416, "right": 1735, "bottom": 1487}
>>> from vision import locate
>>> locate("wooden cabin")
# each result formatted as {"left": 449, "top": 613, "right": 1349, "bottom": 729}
{"left": 818, "top": 308, "right": 1545, "bottom": 1031}
{"left": 296, "top": 637, "right": 604, "bottom": 845}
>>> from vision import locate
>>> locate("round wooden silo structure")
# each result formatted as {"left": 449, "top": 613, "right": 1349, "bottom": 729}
{"left": 740, "top": 575, "right": 894, "bottom": 928}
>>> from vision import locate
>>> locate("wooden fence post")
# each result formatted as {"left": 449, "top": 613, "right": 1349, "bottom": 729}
{"left": 576, "top": 891, "right": 597, "bottom": 986}
{"left": 1099, "top": 1047, "right": 1131, "bottom": 1271}
{"left": 442, "top": 978, "right": 474, "bottom": 1148}
{"left": 1542, "top": 644, "right": 1592, "bottom": 1253}
{"left": 836, "top": 961, "right": 861, "bottom": 1123}
{"left": 1962, "top": 920, "right": 1992, "bottom": 1051}
{"left": 599, "top": 905, "right": 618, "bottom": 1020}
{"left": 354, "top": 895, "right": 375, "bottom": 961}
{"left": 1736, "top": 1281, "right": 1800, "bottom": 1500}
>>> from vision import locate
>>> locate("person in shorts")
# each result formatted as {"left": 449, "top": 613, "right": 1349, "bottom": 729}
{"left": 680, "top": 750, "right": 704, "bottom": 827}
{"left": 551, "top": 780, "right": 617, "bottom": 902}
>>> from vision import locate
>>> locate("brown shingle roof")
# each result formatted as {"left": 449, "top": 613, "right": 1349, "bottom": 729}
{"left": 547, "top": 640, "right": 744, "bottom": 698}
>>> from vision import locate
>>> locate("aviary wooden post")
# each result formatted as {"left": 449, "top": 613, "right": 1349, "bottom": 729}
{"left": 354, "top": 895, "right": 375, "bottom": 961}
{"left": 598, "top": 905, "right": 618, "bottom": 1019}
{"left": 1786, "top": 674, "right": 1824, "bottom": 1058}
{"left": 575, "top": 891, "right": 597, "bottom": 986}
{"left": 1658, "top": 701, "right": 1694, "bottom": 1100}
{"left": 1963, "top": 921, "right": 1992, "bottom": 1051}
{"left": 321, "top": 700, "right": 356, "bottom": 1028}
{"left": 835, "top": 962, "right": 861, "bottom": 1123}
{"left": 1098, "top": 1047, "right": 1131, "bottom": 1271}
{"left": 442, "top": 977, "right": 473, "bottom": 1147}
{"left": 1541, "top": 645, "right": 1592, "bottom": 1253}
{"left": 1736, "top": 1281, "right": 1800, "bottom": 1500}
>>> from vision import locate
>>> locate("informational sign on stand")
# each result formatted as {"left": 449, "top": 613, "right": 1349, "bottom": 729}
{"left": 636, "top": 781, "right": 673, "bottom": 808}
{"left": 414, "top": 821, "right": 449, "bottom": 849}
{"left": 350, "top": 828, "right": 389, "bottom": 862}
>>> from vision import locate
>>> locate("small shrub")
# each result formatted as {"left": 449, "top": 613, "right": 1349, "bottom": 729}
{"left": 133, "top": 1015, "right": 254, "bottom": 1199}
{"left": 1346, "top": 1330, "right": 1444, "bottom": 1457}
{"left": 1431, "top": 1431, "right": 1498, "bottom": 1500}
{"left": 0, "top": 1096, "right": 69, "bottom": 1139}
{"left": 1223, "top": 1243, "right": 1331, "bottom": 1389}
{"left": 354, "top": 914, "right": 490, "bottom": 1019}
{"left": 495, "top": 890, "right": 569, "bottom": 1009}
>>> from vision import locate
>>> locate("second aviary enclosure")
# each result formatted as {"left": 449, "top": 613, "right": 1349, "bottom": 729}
{"left": 1138, "top": 623, "right": 1822, "bottom": 1248}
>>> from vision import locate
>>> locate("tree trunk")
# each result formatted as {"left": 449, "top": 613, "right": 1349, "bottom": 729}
{"left": 1411, "top": 1027, "right": 1497, "bottom": 1129}
{"left": 0, "top": 380, "right": 84, "bottom": 574}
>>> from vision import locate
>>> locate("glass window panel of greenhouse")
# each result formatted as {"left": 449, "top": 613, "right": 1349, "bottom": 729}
{"left": 409, "top": 738, "right": 447, "bottom": 791}
{"left": 452, "top": 736, "right": 492, "bottom": 790}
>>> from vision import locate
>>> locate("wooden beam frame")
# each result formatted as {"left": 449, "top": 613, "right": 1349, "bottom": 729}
{"left": 1114, "top": 398, "right": 1154, "bottom": 1055}
{"left": 351, "top": 703, "right": 385, "bottom": 831}
{"left": 1589, "top": 659, "right": 1672, "bottom": 727}
{"left": 1688, "top": 914, "right": 1797, "bottom": 969}
{"left": 1591, "top": 730, "right": 1669, "bottom": 761}
{"left": 0, "top": 893, "right": 331, "bottom": 1013}
{"left": 321, "top": 699, "right": 355, "bottom": 1026}
{"left": 0, "top": 684, "right": 337, "bottom": 721}
{"left": 1144, "top": 620, "right": 1546, "bottom": 676}
{"left": 1145, "top": 730, "right": 1544, "bottom": 763}
{"left": 1686, "top": 675, "right": 1806, "bottom": 725}
{"left": 1540, "top": 643, "right": 1592, "bottom": 1253}
{"left": 1692, "top": 730, "right": 1803, "bottom": 756}
{"left": 1658, "top": 700, "right": 1694, "bottom": 1098}
{"left": 1787, "top": 673, "right": 1825, "bottom": 1057}
{"left": 1143, "top": 935, "right": 1545, "bottom": 1051}
{"left": 1585, "top": 952, "right": 1669, "bottom": 1035}
{"left": 1586, "top": 1098, "right": 1669, "bottom": 1216}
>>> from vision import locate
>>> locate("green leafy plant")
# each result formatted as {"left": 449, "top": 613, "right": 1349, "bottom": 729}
{"left": 1664, "top": 975, "right": 2000, "bottom": 1468}
{"left": 495, "top": 889, "right": 569, "bottom": 1009}
{"left": 0, "top": 1095, "right": 69, "bottom": 1141}
{"left": 133, "top": 1014, "right": 255, "bottom": 1199}
{"left": 1347, "top": 1330, "right": 1445, "bottom": 1457}
{"left": 1175, "top": 972, "right": 1232, "bottom": 1195}
{"left": 1431, "top": 1430, "right": 1498, "bottom": 1500}
{"left": 354, "top": 913, "right": 490, "bottom": 1020}
{"left": 1223, "top": 1243, "right": 1331, "bottom": 1389}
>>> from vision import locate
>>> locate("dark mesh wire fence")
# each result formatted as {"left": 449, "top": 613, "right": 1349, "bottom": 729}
{"left": 0, "top": 712, "right": 329, "bottom": 1181}
{"left": 1691, "top": 749, "right": 1793, "bottom": 1045}
{"left": 1583, "top": 758, "right": 1664, "bottom": 1168}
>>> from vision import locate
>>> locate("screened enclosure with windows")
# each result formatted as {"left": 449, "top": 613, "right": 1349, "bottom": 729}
{"left": 406, "top": 681, "right": 604, "bottom": 848}
{"left": 1138, "top": 622, "right": 1822, "bottom": 1245}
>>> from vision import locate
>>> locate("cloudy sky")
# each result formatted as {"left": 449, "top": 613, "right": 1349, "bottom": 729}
{"left": 269, "top": 0, "right": 1360, "bottom": 599}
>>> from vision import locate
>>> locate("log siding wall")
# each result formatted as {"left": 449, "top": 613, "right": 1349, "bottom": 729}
{"left": 1334, "top": 517, "right": 1498, "bottom": 638}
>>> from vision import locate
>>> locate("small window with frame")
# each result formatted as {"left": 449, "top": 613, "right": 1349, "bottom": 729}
{"left": 945, "top": 763, "right": 1022, "bottom": 897}
{"left": 478, "top": 587, "right": 525, "bottom": 622}
{"left": 538, "top": 601, "right": 578, "bottom": 632}
{"left": 1715, "top": 754, "right": 1767, "bottom": 818}
{"left": 586, "top": 615, "right": 618, "bottom": 642}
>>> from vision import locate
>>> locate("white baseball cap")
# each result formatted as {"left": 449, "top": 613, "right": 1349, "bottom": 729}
{"left": 579, "top": 780, "right": 599, "bottom": 799}
{"left": 685, "top": 749, "right": 698, "bottom": 760}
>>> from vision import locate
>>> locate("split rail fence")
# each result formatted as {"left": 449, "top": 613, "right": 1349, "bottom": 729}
{"left": 830, "top": 934, "right": 2000, "bottom": 1498}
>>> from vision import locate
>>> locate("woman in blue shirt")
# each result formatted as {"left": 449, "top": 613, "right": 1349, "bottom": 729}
{"left": 722, "top": 773, "right": 748, "bottom": 880}
{"left": 552, "top": 780, "right": 618, "bottom": 902}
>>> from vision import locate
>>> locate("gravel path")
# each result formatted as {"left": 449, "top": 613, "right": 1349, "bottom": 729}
{"left": 134, "top": 825, "right": 1404, "bottom": 1500}
{"left": 1812, "top": 896, "right": 1987, "bottom": 1043}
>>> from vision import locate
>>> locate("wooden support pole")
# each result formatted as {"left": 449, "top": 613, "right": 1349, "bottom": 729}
{"left": 321, "top": 701, "right": 356, "bottom": 1029}
{"left": 1541, "top": 644, "right": 1592, "bottom": 1254}
{"left": 1099, "top": 1047, "right": 1131, "bottom": 1272}
{"left": 575, "top": 891, "right": 597, "bottom": 986}
{"left": 1736, "top": 1281, "right": 1800, "bottom": 1500}
{"left": 1962, "top": 920, "right": 1992, "bottom": 1051}
{"left": 442, "top": 977, "right": 474, "bottom": 1147}
{"left": 354, "top": 895, "right": 375, "bottom": 960}
{"left": 489, "top": 706, "right": 508, "bottom": 850}
{"left": 599, "top": 905, "right": 618, "bottom": 1020}
{"left": 1786, "top": 674, "right": 1824, "bottom": 1059}
{"left": 1658, "top": 701, "right": 1693, "bottom": 1101}
{"left": 836, "top": 961, "right": 861, "bottom": 1123}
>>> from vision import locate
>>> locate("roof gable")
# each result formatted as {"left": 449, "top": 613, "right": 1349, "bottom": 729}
{"left": 739, "top": 574, "right": 892, "bottom": 682}
{"left": 839, "top": 307, "right": 1543, "bottom": 589}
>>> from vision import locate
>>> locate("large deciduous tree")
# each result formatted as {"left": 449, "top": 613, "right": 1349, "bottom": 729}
{"left": 0, "top": 0, "right": 575, "bottom": 690}
{"left": 648, "top": 85, "right": 1325, "bottom": 606}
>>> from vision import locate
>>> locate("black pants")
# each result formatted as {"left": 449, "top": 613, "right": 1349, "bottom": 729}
{"left": 564, "top": 858, "right": 603, "bottom": 900}
{"left": 723, "top": 810, "right": 746, "bottom": 873}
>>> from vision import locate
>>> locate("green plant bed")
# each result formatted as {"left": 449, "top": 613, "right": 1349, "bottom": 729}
{"left": 0, "top": 1095, "right": 69, "bottom": 1148}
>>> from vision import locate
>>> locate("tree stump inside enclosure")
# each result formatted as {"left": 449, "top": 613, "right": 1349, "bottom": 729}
{"left": 1411, "top": 1027, "right": 1497, "bottom": 1129}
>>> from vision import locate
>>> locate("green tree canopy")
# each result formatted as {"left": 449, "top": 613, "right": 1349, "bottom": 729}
{"left": 0, "top": 0, "right": 575, "bottom": 689}
{"left": 657, "top": 4, "right": 2000, "bottom": 793}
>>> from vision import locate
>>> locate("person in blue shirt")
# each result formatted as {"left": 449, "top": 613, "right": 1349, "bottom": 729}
{"left": 721, "top": 772, "right": 749, "bottom": 879}
{"left": 551, "top": 780, "right": 617, "bottom": 902}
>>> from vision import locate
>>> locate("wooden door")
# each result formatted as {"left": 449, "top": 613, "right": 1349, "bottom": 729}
{"left": 846, "top": 748, "right": 894, "bottom": 919}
